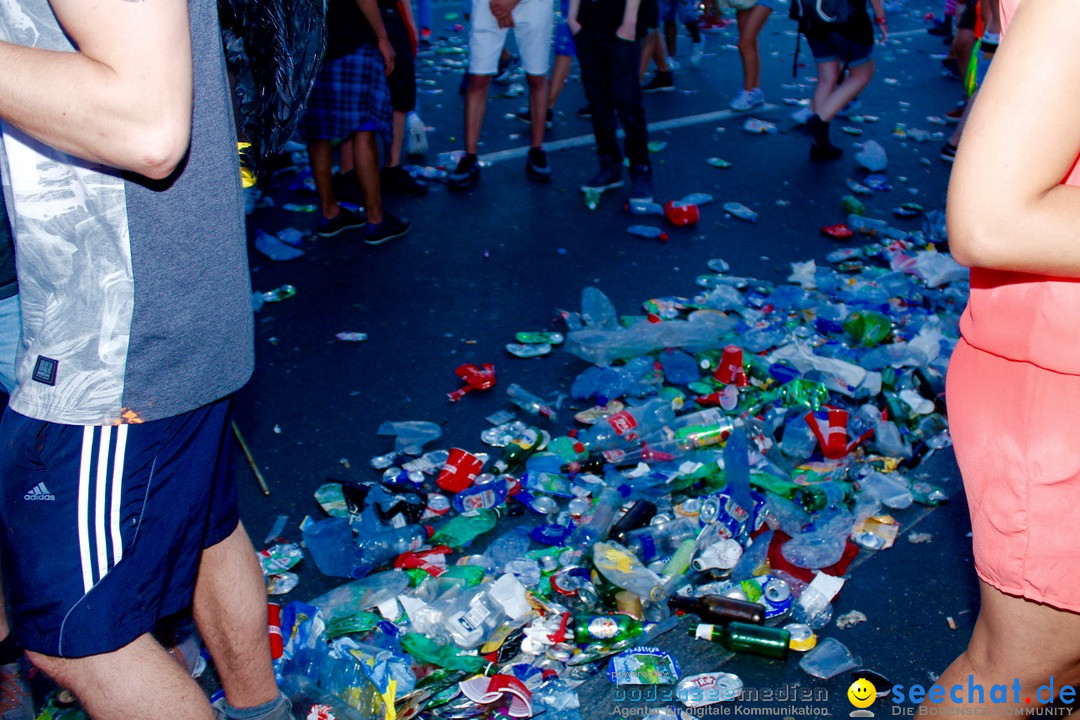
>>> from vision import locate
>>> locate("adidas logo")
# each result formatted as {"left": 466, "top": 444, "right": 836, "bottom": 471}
{"left": 24, "top": 482, "right": 55, "bottom": 501}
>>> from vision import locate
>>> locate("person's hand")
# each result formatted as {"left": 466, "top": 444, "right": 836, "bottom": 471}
{"left": 490, "top": 0, "right": 518, "bottom": 27}
{"left": 378, "top": 36, "right": 396, "bottom": 75}
{"left": 875, "top": 15, "right": 888, "bottom": 43}
{"left": 567, "top": 16, "right": 581, "bottom": 34}
{"left": 615, "top": 19, "right": 635, "bottom": 41}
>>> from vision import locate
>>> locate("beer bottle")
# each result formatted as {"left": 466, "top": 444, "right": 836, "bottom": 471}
{"left": 688, "top": 622, "right": 790, "bottom": 660}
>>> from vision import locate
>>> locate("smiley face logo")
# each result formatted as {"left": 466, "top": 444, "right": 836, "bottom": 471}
{"left": 848, "top": 678, "right": 877, "bottom": 709}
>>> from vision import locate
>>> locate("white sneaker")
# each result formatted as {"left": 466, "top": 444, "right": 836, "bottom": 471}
{"left": 790, "top": 106, "right": 814, "bottom": 125}
{"left": 689, "top": 38, "right": 706, "bottom": 66}
{"left": 666, "top": 57, "right": 681, "bottom": 72}
{"left": 729, "top": 88, "right": 764, "bottom": 112}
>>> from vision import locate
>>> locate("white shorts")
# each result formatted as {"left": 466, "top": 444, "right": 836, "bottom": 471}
{"left": 469, "top": 0, "right": 554, "bottom": 76}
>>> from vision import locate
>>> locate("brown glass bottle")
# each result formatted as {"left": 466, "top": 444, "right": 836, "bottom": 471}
{"left": 669, "top": 593, "right": 765, "bottom": 626}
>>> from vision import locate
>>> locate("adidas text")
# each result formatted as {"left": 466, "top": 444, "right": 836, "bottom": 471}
{"left": 25, "top": 482, "right": 56, "bottom": 501}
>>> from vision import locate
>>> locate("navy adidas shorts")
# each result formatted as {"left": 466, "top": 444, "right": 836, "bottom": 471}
{"left": 0, "top": 398, "right": 239, "bottom": 658}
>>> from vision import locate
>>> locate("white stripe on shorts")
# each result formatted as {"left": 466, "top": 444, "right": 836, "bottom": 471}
{"left": 110, "top": 425, "right": 128, "bottom": 567}
{"left": 77, "top": 427, "right": 95, "bottom": 594}
{"left": 94, "top": 426, "right": 111, "bottom": 583}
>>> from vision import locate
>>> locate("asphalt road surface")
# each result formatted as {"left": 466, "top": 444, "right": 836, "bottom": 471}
{"left": 234, "top": 1, "right": 978, "bottom": 716}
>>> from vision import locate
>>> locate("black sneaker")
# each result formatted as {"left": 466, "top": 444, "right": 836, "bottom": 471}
{"left": 515, "top": 107, "right": 554, "bottom": 130}
{"left": 928, "top": 18, "right": 953, "bottom": 42}
{"left": 629, "top": 165, "right": 653, "bottom": 204}
{"left": 809, "top": 142, "right": 844, "bottom": 162}
{"left": 940, "top": 141, "right": 958, "bottom": 163}
{"left": 317, "top": 207, "right": 367, "bottom": 238}
{"left": 581, "top": 160, "right": 624, "bottom": 193}
{"left": 364, "top": 213, "right": 410, "bottom": 245}
{"left": 526, "top": 147, "right": 552, "bottom": 182}
{"left": 576, "top": 104, "right": 593, "bottom": 119}
{"left": 332, "top": 170, "right": 365, "bottom": 205}
{"left": 642, "top": 71, "right": 675, "bottom": 93}
{"left": 448, "top": 153, "right": 480, "bottom": 190}
{"left": 382, "top": 165, "right": 428, "bottom": 196}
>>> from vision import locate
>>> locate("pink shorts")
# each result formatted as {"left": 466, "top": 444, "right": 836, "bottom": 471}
{"left": 947, "top": 337, "right": 1080, "bottom": 612}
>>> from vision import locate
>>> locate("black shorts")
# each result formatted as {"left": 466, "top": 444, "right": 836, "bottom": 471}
{"left": 0, "top": 398, "right": 239, "bottom": 658}
{"left": 384, "top": 8, "right": 417, "bottom": 113}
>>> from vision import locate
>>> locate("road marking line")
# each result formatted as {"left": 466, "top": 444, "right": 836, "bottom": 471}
{"left": 480, "top": 104, "right": 782, "bottom": 164}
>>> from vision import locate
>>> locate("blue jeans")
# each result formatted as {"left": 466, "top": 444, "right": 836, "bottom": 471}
{"left": 0, "top": 293, "right": 19, "bottom": 396}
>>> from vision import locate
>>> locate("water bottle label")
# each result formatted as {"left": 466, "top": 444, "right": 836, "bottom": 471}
{"left": 460, "top": 603, "right": 491, "bottom": 632}
{"left": 588, "top": 617, "right": 620, "bottom": 639}
{"left": 606, "top": 412, "right": 640, "bottom": 441}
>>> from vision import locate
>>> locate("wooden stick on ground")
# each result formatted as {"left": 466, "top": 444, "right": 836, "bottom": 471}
{"left": 232, "top": 419, "right": 270, "bottom": 496}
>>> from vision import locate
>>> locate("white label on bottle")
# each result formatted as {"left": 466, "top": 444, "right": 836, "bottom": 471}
{"left": 694, "top": 624, "right": 716, "bottom": 641}
{"left": 460, "top": 602, "right": 491, "bottom": 632}
{"left": 588, "top": 617, "right": 620, "bottom": 639}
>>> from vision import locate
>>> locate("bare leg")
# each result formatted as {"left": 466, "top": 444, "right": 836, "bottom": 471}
{"left": 654, "top": 31, "right": 671, "bottom": 72}
{"left": 28, "top": 635, "right": 214, "bottom": 720}
{"left": 810, "top": 60, "right": 839, "bottom": 116}
{"left": 815, "top": 60, "right": 874, "bottom": 121}
{"left": 664, "top": 19, "right": 677, "bottom": 57}
{"left": 735, "top": 5, "right": 772, "bottom": 90}
{"left": 389, "top": 110, "right": 407, "bottom": 167}
{"left": 306, "top": 139, "right": 341, "bottom": 220}
{"left": 465, "top": 73, "right": 494, "bottom": 154}
{"left": 549, "top": 54, "right": 572, "bottom": 109}
{"left": 340, "top": 137, "right": 354, "bottom": 174}
{"left": 352, "top": 130, "right": 384, "bottom": 224}
{"left": 640, "top": 30, "right": 668, "bottom": 80}
{"left": 526, "top": 73, "right": 548, "bottom": 148}
{"left": 193, "top": 523, "right": 278, "bottom": 710}
{"left": 925, "top": 580, "right": 1080, "bottom": 710}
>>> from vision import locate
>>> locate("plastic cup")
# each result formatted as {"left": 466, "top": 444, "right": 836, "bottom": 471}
{"left": 437, "top": 448, "right": 485, "bottom": 492}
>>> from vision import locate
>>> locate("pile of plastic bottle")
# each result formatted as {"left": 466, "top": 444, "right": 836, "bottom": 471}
{"left": 254, "top": 208, "right": 967, "bottom": 720}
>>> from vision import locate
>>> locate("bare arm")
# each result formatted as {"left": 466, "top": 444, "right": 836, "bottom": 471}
{"left": 567, "top": 0, "right": 581, "bottom": 32}
{"left": 947, "top": 0, "right": 1080, "bottom": 274}
{"left": 868, "top": 0, "right": 887, "bottom": 41}
{"left": 617, "top": 0, "right": 640, "bottom": 39}
{"left": 0, "top": 0, "right": 193, "bottom": 180}
{"left": 356, "top": 0, "right": 396, "bottom": 74}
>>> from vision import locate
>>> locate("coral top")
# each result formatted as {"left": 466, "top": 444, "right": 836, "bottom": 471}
{"left": 958, "top": 0, "right": 1080, "bottom": 373}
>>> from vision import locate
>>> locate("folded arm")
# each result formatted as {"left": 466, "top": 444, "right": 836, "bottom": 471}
{"left": 947, "top": 0, "right": 1080, "bottom": 275}
{"left": 0, "top": 0, "right": 193, "bottom": 180}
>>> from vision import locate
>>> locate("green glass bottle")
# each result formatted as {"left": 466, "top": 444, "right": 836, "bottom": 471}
{"left": 688, "top": 621, "right": 790, "bottom": 660}
{"left": 573, "top": 614, "right": 644, "bottom": 644}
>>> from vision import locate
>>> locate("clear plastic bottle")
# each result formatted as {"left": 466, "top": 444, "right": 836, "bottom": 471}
{"left": 441, "top": 586, "right": 507, "bottom": 649}
{"left": 281, "top": 674, "right": 375, "bottom": 720}
{"left": 622, "top": 517, "right": 700, "bottom": 563}
{"left": 506, "top": 383, "right": 558, "bottom": 421}
{"left": 354, "top": 524, "right": 432, "bottom": 577}
{"left": 592, "top": 541, "right": 667, "bottom": 603}
{"left": 566, "top": 484, "right": 630, "bottom": 554}
{"left": 579, "top": 398, "right": 676, "bottom": 451}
